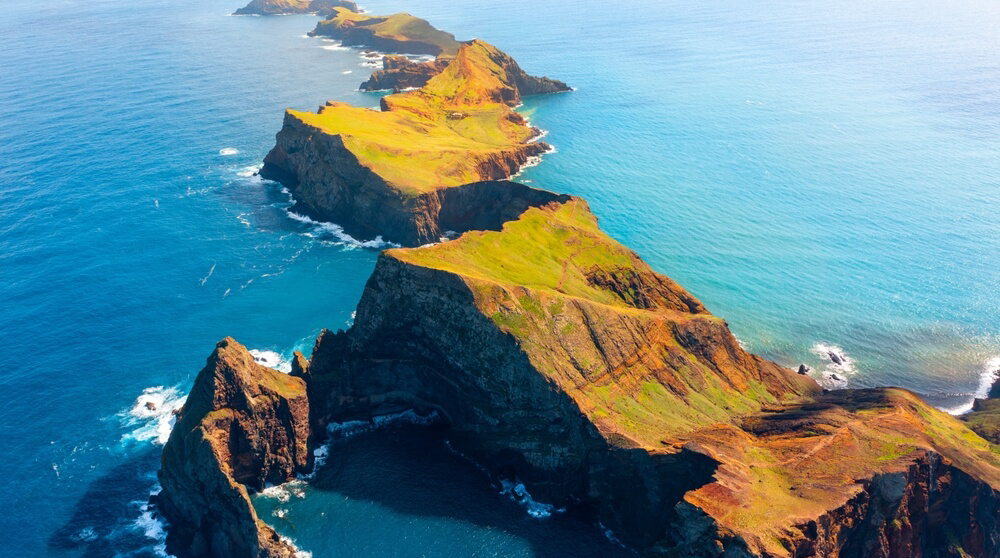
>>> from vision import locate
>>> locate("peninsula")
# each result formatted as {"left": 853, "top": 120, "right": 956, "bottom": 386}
{"left": 261, "top": 31, "right": 570, "bottom": 246}
{"left": 158, "top": 5, "right": 1000, "bottom": 558}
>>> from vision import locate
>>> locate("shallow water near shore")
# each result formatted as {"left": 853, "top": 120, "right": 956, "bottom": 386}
{"left": 1, "top": 0, "right": 999, "bottom": 555}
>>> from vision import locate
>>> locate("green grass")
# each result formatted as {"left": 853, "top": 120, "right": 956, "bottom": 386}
{"left": 316, "top": 8, "right": 461, "bottom": 56}
{"left": 286, "top": 40, "right": 542, "bottom": 196}
{"left": 390, "top": 199, "right": 643, "bottom": 304}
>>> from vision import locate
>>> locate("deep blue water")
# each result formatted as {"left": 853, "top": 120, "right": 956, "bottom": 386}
{"left": 1, "top": 0, "right": 999, "bottom": 556}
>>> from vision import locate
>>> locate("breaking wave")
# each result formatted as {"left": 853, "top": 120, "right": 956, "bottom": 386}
{"left": 249, "top": 348, "right": 292, "bottom": 373}
{"left": 809, "top": 342, "right": 857, "bottom": 389}
{"left": 219, "top": 147, "right": 240, "bottom": 156}
{"left": 500, "top": 479, "right": 564, "bottom": 519}
{"left": 940, "top": 356, "right": 1000, "bottom": 415}
{"left": 120, "top": 386, "right": 187, "bottom": 445}
{"left": 285, "top": 210, "right": 399, "bottom": 250}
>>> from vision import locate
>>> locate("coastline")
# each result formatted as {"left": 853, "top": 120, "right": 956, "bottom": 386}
{"left": 148, "top": 2, "right": 1000, "bottom": 551}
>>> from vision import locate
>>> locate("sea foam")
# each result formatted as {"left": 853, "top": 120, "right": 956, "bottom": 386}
{"left": 121, "top": 386, "right": 187, "bottom": 445}
{"left": 249, "top": 348, "right": 292, "bottom": 373}
{"left": 941, "top": 356, "right": 1000, "bottom": 415}
{"left": 810, "top": 342, "right": 857, "bottom": 389}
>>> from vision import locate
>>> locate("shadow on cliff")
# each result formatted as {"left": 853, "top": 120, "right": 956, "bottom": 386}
{"left": 306, "top": 424, "right": 637, "bottom": 558}
{"left": 48, "top": 447, "right": 163, "bottom": 558}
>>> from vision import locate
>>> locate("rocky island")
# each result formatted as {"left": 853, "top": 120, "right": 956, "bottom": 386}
{"left": 308, "top": 8, "right": 462, "bottom": 57}
{"left": 158, "top": 5, "right": 1000, "bottom": 558}
{"left": 233, "top": 0, "right": 358, "bottom": 16}
{"left": 261, "top": 33, "right": 570, "bottom": 246}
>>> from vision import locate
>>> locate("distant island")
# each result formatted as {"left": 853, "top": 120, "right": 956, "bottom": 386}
{"left": 156, "top": 4, "right": 1000, "bottom": 558}
{"left": 233, "top": 0, "right": 357, "bottom": 16}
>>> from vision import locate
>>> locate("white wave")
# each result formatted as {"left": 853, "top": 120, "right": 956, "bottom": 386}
{"left": 500, "top": 479, "right": 564, "bottom": 519}
{"left": 597, "top": 521, "right": 625, "bottom": 548}
{"left": 260, "top": 483, "right": 293, "bottom": 503}
{"left": 249, "top": 349, "right": 292, "bottom": 373}
{"left": 326, "top": 410, "right": 440, "bottom": 439}
{"left": 132, "top": 483, "right": 172, "bottom": 557}
{"left": 321, "top": 44, "right": 349, "bottom": 51}
{"left": 120, "top": 387, "right": 187, "bottom": 445}
{"left": 199, "top": 263, "right": 216, "bottom": 286}
{"left": 70, "top": 527, "right": 99, "bottom": 543}
{"left": 809, "top": 342, "right": 856, "bottom": 389}
{"left": 237, "top": 164, "right": 261, "bottom": 178}
{"left": 342, "top": 70, "right": 353, "bottom": 74}
{"left": 360, "top": 60, "right": 380, "bottom": 68}
{"left": 346, "top": 310, "right": 356, "bottom": 328}
{"left": 219, "top": 147, "right": 240, "bottom": 156}
{"left": 508, "top": 144, "right": 555, "bottom": 180}
{"left": 286, "top": 210, "right": 399, "bottom": 250}
{"left": 237, "top": 213, "right": 251, "bottom": 227}
{"left": 941, "top": 356, "right": 1000, "bottom": 415}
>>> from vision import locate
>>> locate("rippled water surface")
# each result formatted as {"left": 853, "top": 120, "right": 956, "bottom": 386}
{"left": 1, "top": 0, "right": 999, "bottom": 555}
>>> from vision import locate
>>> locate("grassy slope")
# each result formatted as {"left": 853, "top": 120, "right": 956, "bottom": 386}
{"left": 390, "top": 200, "right": 1000, "bottom": 555}
{"left": 318, "top": 8, "right": 461, "bottom": 57}
{"left": 286, "top": 41, "right": 540, "bottom": 196}
{"left": 391, "top": 200, "right": 816, "bottom": 444}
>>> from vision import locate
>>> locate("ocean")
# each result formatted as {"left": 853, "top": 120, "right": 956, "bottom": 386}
{"left": 1, "top": 0, "right": 998, "bottom": 555}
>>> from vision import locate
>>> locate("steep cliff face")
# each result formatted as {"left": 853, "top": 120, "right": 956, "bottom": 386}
{"left": 300, "top": 200, "right": 1000, "bottom": 557}
{"left": 309, "top": 8, "right": 461, "bottom": 56}
{"left": 261, "top": 109, "right": 553, "bottom": 244}
{"left": 790, "top": 450, "right": 1000, "bottom": 558}
{"left": 261, "top": 39, "right": 568, "bottom": 246}
{"left": 158, "top": 338, "right": 311, "bottom": 558}
{"left": 233, "top": 0, "right": 356, "bottom": 16}
{"left": 360, "top": 55, "right": 449, "bottom": 92}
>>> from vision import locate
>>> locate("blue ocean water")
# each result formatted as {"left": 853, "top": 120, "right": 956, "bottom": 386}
{"left": 1, "top": 0, "right": 998, "bottom": 556}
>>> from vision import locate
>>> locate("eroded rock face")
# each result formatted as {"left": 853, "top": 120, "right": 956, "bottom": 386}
{"left": 298, "top": 201, "right": 1000, "bottom": 557}
{"left": 158, "top": 338, "right": 310, "bottom": 558}
{"left": 233, "top": 0, "right": 357, "bottom": 16}
{"left": 261, "top": 111, "right": 554, "bottom": 245}
{"left": 360, "top": 56, "right": 449, "bottom": 92}
{"left": 792, "top": 451, "right": 1000, "bottom": 558}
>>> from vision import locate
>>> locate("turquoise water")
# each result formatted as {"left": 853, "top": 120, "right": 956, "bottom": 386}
{"left": 1, "top": 0, "right": 998, "bottom": 555}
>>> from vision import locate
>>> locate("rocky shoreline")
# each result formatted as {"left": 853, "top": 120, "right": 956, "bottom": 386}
{"left": 156, "top": 4, "right": 1000, "bottom": 557}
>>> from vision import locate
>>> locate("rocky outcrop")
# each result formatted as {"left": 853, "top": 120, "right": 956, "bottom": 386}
{"left": 261, "top": 107, "right": 552, "bottom": 245}
{"left": 790, "top": 450, "right": 1000, "bottom": 557}
{"left": 233, "top": 0, "right": 357, "bottom": 16}
{"left": 157, "top": 338, "right": 311, "bottom": 558}
{"left": 360, "top": 55, "right": 449, "bottom": 92}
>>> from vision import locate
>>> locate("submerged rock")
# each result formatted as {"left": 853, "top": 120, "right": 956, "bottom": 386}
{"left": 157, "top": 338, "right": 310, "bottom": 558}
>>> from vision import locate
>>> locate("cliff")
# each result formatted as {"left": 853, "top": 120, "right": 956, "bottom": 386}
{"left": 157, "top": 338, "right": 311, "bottom": 558}
{"left": 309, "top": 8, "right": 461, "bottom": 57}
{"left": 299, "top": 199, "right": 1000, "bottom": 557}
{"left": 360, "top": 55, "right": 449, "bottom": 92}
{"left": 233, "top": 0, "right": 357, "bottom": 16}
{"left": 260, "top": 39, "right": 569, "bottom": 246}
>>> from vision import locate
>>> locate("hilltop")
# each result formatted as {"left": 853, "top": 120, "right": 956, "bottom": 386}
{"left": 261, "top": 39, "right": 570, "bottom": 246}
{"left": 309, "top": 8, "right": 462, "bottom": 57}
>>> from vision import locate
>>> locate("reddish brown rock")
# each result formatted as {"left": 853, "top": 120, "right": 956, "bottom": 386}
{"left": 157, "top": 338, "right": 311, "bottom": 558}
{"left": 360, "top": 55, "right": 449, "bottom": 92}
